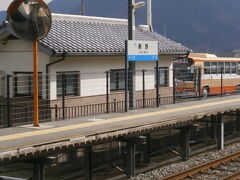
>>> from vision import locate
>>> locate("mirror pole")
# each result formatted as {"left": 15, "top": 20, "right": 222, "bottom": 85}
{"left": 33, "top": 40, "right": 39, "bottom": 127}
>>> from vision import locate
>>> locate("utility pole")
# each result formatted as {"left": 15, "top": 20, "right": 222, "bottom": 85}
{"left": 128, "top": 0, "right": 136, "bottom": 109}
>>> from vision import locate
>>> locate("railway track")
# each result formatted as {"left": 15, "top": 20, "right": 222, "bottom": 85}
{"left": 162, "top": 151, "right": 240, "bottom": 180}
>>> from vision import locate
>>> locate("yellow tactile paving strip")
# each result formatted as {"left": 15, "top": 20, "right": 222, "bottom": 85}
{"left": 0, "top": 98, "right": 240, "bottom": 142}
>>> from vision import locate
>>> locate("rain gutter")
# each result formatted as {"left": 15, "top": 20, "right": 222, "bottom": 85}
{"left": 45, "top": 52, "right": 66, "bottom": 99}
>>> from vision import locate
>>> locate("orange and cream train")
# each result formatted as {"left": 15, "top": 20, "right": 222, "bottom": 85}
{"left": 177, "top": 53, "right": 240, "bottom": 95}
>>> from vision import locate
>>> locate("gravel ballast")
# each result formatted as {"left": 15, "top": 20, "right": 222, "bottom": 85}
{"left": 132, "top": 143, "right": 240, "bottom": 180}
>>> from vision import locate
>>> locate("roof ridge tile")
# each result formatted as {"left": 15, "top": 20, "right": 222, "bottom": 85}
{"left": 52, "top": 13, "right": 128, "bottom": 25}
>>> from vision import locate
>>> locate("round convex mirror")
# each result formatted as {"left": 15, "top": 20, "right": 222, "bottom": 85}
{"left": 7, "top": 0, "right": 52, "bottom": 41}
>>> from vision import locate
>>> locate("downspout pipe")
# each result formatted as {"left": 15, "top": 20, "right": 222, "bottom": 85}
{"left": 46, "top": 52, "right": 66, "bottom": 99}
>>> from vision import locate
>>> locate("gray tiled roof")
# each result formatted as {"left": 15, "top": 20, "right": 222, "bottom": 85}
{"left": 40, "top": 14, "right": 190, "bottom": 56}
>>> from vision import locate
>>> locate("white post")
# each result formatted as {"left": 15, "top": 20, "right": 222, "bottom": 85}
{"left": 147, "top": 0, "right": 153, "bottom": 31}
{"left": 217, "top": 114, "right": 224, "bottom": 150}
{"left": 80, "top": 0, "right": 84, "bottom": 15}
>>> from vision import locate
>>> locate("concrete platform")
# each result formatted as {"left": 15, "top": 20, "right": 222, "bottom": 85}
{"left": 0, "top": 95, "right": 240, "bottom": 162}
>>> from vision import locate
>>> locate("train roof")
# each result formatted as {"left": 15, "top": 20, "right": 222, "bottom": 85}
{"left": 188, "top": 53, "right": 240, "bottom": 62}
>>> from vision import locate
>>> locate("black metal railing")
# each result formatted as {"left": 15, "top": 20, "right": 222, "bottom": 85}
{"left": 1, "top": 67, "right": 240, "bottom": 128}
{"left": 51, "top": 100, "right": 125, "bottom": 121}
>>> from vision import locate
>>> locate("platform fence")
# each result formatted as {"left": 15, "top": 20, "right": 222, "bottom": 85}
{"left": 0, "top": 67, "right": 239, "bottom": 128}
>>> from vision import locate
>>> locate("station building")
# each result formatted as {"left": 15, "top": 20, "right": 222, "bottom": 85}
{"left": 0, "top": 13, "right": 190, "bottom": 108}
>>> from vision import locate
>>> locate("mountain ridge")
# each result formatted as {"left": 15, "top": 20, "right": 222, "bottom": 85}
{"left": 48, "top": 0, "right": 240, "bottom": 54}
{"left": 0, "top": 1, "right": 239, "bottom": 55}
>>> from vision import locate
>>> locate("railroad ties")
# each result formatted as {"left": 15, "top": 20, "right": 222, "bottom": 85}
{"left": 161, "top": 151, "right": 240, "bottom": 180}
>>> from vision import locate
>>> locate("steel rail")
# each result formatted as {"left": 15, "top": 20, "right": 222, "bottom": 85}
{"left": 220, "top": 171, "right": 240, "bottom": 180}
{"left": 161, "top": 151, "right": 240, "bottom": 180}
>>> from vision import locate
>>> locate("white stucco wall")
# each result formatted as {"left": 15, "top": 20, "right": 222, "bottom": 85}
{"left": 49, "top": 56, "right": 122, "bottom": 99}
{"left": 0, "top": 40, "right": 48, "bottom": 74}
{"left": 0, "top": 39, "right": 174, "bottom": 99}
{"left": 136, "top": 56, "right": 173, "bottom": 90}
{"left": 49, "top": 56, "right": 173, "bottom": 100}
{"left": 0, "top": 40, "right": 49, "bottom": 97}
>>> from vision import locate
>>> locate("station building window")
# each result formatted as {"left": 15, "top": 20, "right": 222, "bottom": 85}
{"left": 159, "top": 67, "right": 169, "bottom": 86}
{"left": 57, "top": 71, "right": 79, "bottom": 97}
{"left": 110, "top": 69, "right": 125, "bottom": 91}
{"left": 14, "top": 72, "right": 42, "bottom": 97}
{"left": 155, "top": 67, "right": 169, "bottom": 87}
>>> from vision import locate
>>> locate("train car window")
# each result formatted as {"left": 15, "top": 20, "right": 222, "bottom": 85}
{"left": 218, "top": 62, "right": 224, "bottom": 74}
{"left": 231, "top": 62, "right": 237, "bottom": 74}
{"left": 204, "top": 62, "right": 210, "bottom": 74}
{"left": 211, "top": 62, "right": 217, "bottom": 74}
{"left": 238, "top": 63, "right": 240, "bottom": 75}
{"left": 225, "top": 62, "right": 231, "bottom": 74}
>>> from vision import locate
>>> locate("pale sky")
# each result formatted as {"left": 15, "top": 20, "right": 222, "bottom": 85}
{"left": 0, "top": 0, "right": 52, "bottom": 11}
